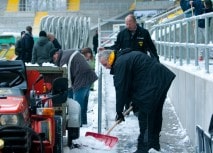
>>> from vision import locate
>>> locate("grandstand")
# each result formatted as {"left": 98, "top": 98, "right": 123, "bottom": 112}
{"left": 0, "top": 0, "right": 179, "bottom": 35}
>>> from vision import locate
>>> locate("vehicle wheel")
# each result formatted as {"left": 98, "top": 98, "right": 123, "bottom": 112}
{"left": 54, "top": 115, "right": 63, "bottom": 153}
{"left": 67, "top": 127, "right": 80, "bottom": 146}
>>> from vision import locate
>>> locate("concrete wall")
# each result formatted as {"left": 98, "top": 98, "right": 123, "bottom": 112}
{"left": 164, "top": 61, "right": 213, "bottom": 146}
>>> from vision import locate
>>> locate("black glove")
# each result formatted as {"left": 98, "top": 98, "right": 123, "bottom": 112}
{"left": 115, "top": 112, "right": 125, "bottom": 123}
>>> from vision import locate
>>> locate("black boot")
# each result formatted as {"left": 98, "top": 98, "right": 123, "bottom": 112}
{"left": 68, "top": 140, "right": 81, "bottom": 149}
{"left": 150, "top": 135, "right": 160, "bottom": 151}
{"left": 134, "top": 142, "right": 149, "bottom": 153}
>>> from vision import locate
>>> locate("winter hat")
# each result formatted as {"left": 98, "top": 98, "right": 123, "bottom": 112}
{"left": 39, "top": 31, "right": 47, "bottom": 37}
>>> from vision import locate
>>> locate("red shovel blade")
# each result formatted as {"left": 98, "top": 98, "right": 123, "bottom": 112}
{"left": 85, "top": 132, "right": 118, "bottom": 148}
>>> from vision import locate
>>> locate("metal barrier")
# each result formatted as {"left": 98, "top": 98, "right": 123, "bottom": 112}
{"left": 144, "top": 6, "right": 186, "bottom": 29}
{"left": 147, "top": 12, "right": 213, "bottom": 73}
{"left": 196, "top": 125, "right": 213, "bottom": 153}
{"left": 40, "top": 15, "right": 90, "bottom": 50}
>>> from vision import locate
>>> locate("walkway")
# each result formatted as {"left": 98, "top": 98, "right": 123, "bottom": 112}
{"left": 70, "top": 67, "right": 195, "bottom": 153}
{"left": 102, "top": 68, "right": 195, "bottom": 153}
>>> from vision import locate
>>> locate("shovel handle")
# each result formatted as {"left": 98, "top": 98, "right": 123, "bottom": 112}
{"left": 106, "top": 106, "right": 133, "bottom": 135}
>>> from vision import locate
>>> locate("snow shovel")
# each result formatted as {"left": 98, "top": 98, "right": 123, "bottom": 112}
{"left": 85, "top": 106, "right": 133, "bottom": 148}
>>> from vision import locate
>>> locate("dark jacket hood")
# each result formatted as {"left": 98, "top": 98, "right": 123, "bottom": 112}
{"left": 37, "top": 37, "right": 49, "bottom": 46}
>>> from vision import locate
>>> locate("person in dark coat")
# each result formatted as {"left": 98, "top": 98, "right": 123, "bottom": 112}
{"left": 98, "top": 49, "right": 176, "bottom": 153}
{"left": 189, "top": 0, "right": 211, "bottom": 60}
{"left": 105, "top": 14, "right": 160, "bottom": 111}
{"left": 204, "top": 0, "right": 213, "bottom": 42}
{"left": 107, "top": 14, "right": 159, "bottom": 62}
{"left": 15, "top": 31, "right": 25, "bottom": 60}
{"left": 180, "top": 0, "right": 192, "bottom": 18}
{"left": 47, "top": 33, "right": 62, "bottom": 50}
{"left": 92, "top": 30, "right": 98, "bottom": 54}
{"left": 190, "top": 0, "right": 205, "bottom": 29}
{"left": 31, "top": 30, "right": 55, "bottom": 65}
{"left": 21, "top": 26, "right": 34, "bottom": 62}
{"left": 51, "top": 48, "right": 98, "bottom": 128}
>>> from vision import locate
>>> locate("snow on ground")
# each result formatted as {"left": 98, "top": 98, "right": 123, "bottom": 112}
{"left": 64, "top": 66, "right": 194, "bottom": 153}
{"left": 25, "top": 58, "right": 196, "bottom": 153}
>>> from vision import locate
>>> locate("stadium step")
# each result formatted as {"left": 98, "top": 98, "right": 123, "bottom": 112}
{"left": 6, "top": 0, "right": 19, "bottom": 12}
{"left": 33, "top": 12, "right": 48, "bottom": 36}
{"left": 67, "top": 0, "right": 80, "bottom": 11}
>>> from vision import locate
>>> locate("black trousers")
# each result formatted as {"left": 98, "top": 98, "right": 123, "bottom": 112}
{"left": 137, "top": 91, "right": 167, "bottom": 153}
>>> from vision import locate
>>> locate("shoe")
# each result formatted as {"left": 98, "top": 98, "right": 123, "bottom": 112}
{"left": 68, "top": 143, "right": 81, "bottom": 149}
{"left": 149, "top": 148, "right": 161, "bottom": 152}
{"left": 133, "top": 150, "right": 144, "bottom": 153}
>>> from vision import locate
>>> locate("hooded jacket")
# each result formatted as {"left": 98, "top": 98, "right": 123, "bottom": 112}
{"left": 112, "top": 49, "right": 176, "bottom": 114}
{"left": 31, "top": 36, "right": 55, "bottom": 65}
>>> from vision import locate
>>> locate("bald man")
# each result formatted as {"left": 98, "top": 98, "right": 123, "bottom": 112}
{"left": 108, "top": 14, "right": 159, "bottom": 62}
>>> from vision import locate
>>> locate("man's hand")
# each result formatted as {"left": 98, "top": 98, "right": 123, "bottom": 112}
{"left": 115, "top": 112, "right": 125, "bottom": 123}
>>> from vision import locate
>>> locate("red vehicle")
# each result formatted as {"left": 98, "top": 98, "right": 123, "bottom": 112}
{"left": 0, "top": 60, "right": 81, "bottom": 153}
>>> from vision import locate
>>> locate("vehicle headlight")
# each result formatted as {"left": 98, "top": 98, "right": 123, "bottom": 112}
{"left": 0, "top": 115, "right": 18, "bottom": 126}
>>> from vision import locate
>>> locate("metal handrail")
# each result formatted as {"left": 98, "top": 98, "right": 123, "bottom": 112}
{"left": 148, "top": 11, "right": 213, "bottom": 73}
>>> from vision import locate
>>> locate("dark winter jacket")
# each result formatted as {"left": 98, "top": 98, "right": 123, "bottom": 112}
{"left": 205, "top": 7, "right": 213, "bottom": 26}
{"left": 15, "top": 38, "right": 23, "bottom": 60}
{"left": 52, "top": 38, "right": 62, "bottom": 50}
{"left": 191, "top": 0, "right": 205, "bottom": 28}
{"left": 109, "top": 24, "right": 159, "bottom": 61}
{"left": 56, "top": 50, "right": 98, "bottom": 91}
{"left": 113, "top": 49, "right": 176, "bottom": 114}
{"left": 180, "top": 0, "right": 192, "bottom": 18}
{"left": 21, "top": 32, "right": 34, "bottom": 62}
{"left": 93, "top": 33, "right": 98, "bottom": 54}
{"left": 31, "top": 36, "right": 55, "bottom": 65}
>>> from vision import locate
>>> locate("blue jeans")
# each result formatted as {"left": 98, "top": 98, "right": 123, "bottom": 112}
{"left": 73, "top": 85, "right": 91, "bottom": 125}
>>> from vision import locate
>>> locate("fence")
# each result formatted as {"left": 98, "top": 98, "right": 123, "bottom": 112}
{"left": 147, "top": 11, "right": 213, "bottom": 73}
{"left": 196, "top": 114, "right": 213, "bottom": 153}
{"left": 40, "top": 15, "right": 90, "bottom": 50}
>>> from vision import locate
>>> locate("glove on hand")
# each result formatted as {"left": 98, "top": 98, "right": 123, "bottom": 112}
{"left": 115, "top": 112, "right": 125, "bottom": 123}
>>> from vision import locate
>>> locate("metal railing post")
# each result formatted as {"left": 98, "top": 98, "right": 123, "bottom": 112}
{"left": 186, "top": 21, "right": 190, "bottom": 64}
{"left": 179, "top": 22, "right": 183, "bottom": 66}
{"left": 194, "top": 19, "right": 199, "bottom": 66}
{"left": 169, "top": 24, "right": 172, "bottom": 61}
{"left": 97, "top": 18, "right": 102, "bottom": 134}
{"left": 204, "top": 18, "right": 209, "bottom": 73}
